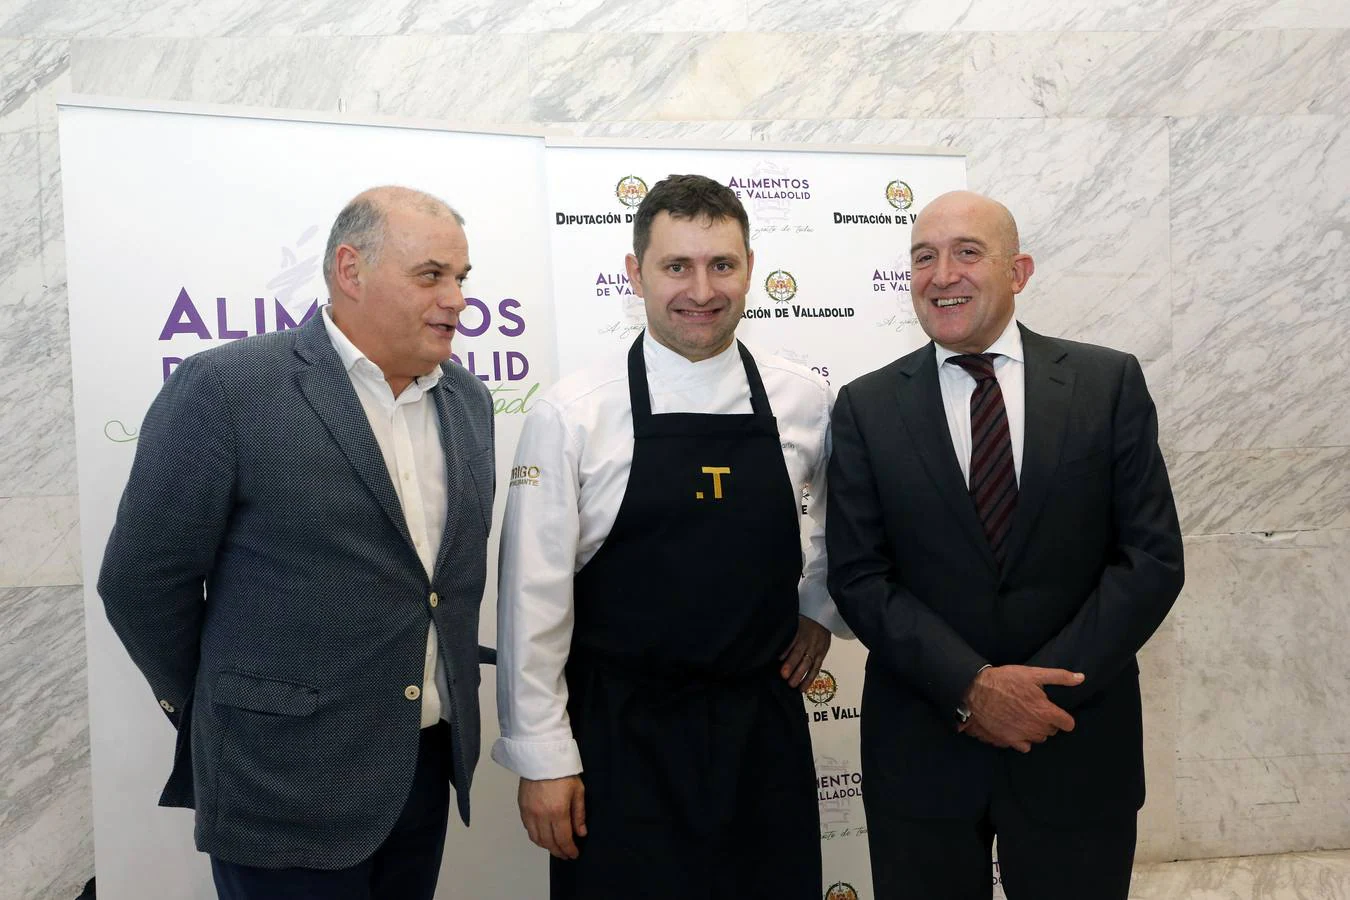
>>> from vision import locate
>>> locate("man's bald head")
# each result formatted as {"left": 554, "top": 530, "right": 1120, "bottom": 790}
{"left": 913, "top": 190, "right": 1021, "bottom": 257}
{"left": 322, "top": 186, "right": 464, "bottom": 289}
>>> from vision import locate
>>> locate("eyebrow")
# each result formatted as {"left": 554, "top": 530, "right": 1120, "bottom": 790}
{"left": 414, "top": 259, "right": 472, "bottom": 276}
{"left": 910, "top": 236, "right": 989, "bottom": 253}
{"left": 656, "top": 254, "right": 740, "bottom": 265}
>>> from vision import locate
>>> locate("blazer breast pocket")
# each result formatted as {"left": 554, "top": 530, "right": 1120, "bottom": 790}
{"left": 213, "top": 670, "right": 318, "bottom": 717}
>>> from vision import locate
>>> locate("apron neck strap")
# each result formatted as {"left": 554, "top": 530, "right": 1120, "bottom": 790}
{"left": 627, "top": 332, "right": 772, "bottom": 424}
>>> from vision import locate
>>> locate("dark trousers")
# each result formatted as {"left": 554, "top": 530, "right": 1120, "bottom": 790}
{"left": 211, "top": 722, "right": 451, "bottom": 900}
{"left": 864, "top": 785, "right": 1136, "bottom": 900}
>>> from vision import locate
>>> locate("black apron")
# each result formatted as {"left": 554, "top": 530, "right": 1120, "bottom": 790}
{"left": 551, "top": 334, "right": 821, "bottom": 900}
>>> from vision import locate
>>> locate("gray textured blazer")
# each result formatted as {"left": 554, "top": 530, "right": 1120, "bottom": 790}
{"left": 98, "top": 313, "right": 496, "bottom": 869}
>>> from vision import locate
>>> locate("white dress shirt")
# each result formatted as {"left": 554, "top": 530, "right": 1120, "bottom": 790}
{"left": 493, "top": 336, "right": 849, "bottom": 781}
{"left": 934, "top": 316, "right": 1027, "bottom": 487}
{"left": 322, "top": 307, "right": 450, "bottom": 728}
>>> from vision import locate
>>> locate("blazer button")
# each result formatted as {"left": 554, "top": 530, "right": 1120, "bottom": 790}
{"left": 429, "top": 592, "right": 439, "bottom": 609}
{"left": 404, "top": 685, "right": 421, "bottom": 701}
{"left": 159, "top": 699, "right": 176, "bottom": 713}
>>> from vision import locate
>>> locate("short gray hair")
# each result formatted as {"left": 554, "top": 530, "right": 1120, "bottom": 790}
{"left": 321, "top": 188, "right": 465, "bottom": 287}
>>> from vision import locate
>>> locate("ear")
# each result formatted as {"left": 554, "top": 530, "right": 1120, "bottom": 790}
{"left": 333, "top": 244, "right": 364, "bottom": 299}
{"left": 745, "top": 247, "right": 755, "bottom": 283}
{"left": 624, "top": 253, "right": 644, "bottom": 298}
{"left": 1009, "top": 253, "right": 1034, "bottom": 294}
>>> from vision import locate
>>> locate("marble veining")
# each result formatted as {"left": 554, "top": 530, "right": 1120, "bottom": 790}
{"left": 1, "top": 0, "right": 748, "bottom": 39}
{"left": 1170, "top": 449, "right": 1350, "bottom": 535}
{"left": 747, "top": 0, "right": 1169, "bottom": 33}
{"left": 0, "top": 496, "right": 81, "bottom": 585}
{"left": 0, "top": 585, "right": 93, "bottom": 900}
{"left": 0, "top": 41, "right": 70, "bottom": 134}
{"left": 1170, "top": 115, "right": 1350, "bottom": 453}
{"left": 68, "top": 36, "right": 533, "bottom": 122}
{"left": 1168, "top": 0, "right": 1350, "bottom": 31}
{"left": 1132, "top": 850, "right": 1350, "bottom": 899}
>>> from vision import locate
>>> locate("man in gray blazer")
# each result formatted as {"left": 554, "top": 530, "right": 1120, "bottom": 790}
{"left": 99, "top": 186, "right": 496, "bottom": 900}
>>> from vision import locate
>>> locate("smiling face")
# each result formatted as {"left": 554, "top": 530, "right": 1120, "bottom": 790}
{"left": 909, "top": 191, "right": 1034, "bottom": 354}
{"left": 330, "top": 199, "right": 470, "bottom": 394}
{"left": 625, "top": 211, "right": 753, "bottom": 362}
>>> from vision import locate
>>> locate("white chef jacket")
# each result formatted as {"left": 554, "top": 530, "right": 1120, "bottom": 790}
{"left": 493, "top": 336, "right": 850, "bottom": 781}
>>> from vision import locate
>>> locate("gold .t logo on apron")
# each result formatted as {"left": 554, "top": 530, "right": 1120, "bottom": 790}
{"left": 695, "top": 466, "right": 731, "bottom": 500}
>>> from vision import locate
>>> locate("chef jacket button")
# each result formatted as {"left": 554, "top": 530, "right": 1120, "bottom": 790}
{"left": 404, "top": 685, "right": 421, "bottom": 701}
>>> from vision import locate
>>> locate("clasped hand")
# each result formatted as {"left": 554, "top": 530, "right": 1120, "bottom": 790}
{"left": 960, "top": 665, "right": 1084, "bottom": 753}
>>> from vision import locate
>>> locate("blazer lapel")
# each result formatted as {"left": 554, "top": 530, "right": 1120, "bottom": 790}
{"left": 894, "top": 344, "right": 997, "bottom": 572}
{"left": 431, "top": 374, "right": 466, "bottom": 578}
{"left": 294, "top": 315, "right": 414, "bottom": 548}
{"left": 1002, "top": 325, "right": 1074, "bottom": 568}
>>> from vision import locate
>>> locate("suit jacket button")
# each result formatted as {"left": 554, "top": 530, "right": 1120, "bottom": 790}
{"left": 429, "top": 592, "right": 439, "bottom": 609}
{"left": 159, "top": 699, "right": 176, "bottom": 713}
{"left": 404, "top": 685, "right": 421, "bottom": 701}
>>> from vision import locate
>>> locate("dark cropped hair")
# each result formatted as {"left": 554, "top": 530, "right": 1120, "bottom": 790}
{"left": 632, "top": 174, "right": 751, "bottom": 264}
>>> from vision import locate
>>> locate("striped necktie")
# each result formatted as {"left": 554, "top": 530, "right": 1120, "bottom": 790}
{"left": 946, "top": 353, "right": 1017, "bottom": 567}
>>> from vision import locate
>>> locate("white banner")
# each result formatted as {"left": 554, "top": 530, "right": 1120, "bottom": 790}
{"left": 60, "top": 101, "right": 556, "bottom": 899}
{"left": 544, "top": 140, "right": 977, "bottom": 900}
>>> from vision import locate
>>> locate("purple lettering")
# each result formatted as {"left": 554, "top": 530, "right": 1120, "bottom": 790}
{"left": 217, "top": 297, "right": 247, "bottom": 339}
{"left": 158, "top": 288, "right": 211, "bottom": 340}
{"left": 497, "top": 299, "right": 525, "bottom": 337}
{"left": 275, "top": 299, "right": 318, "bottom": 331}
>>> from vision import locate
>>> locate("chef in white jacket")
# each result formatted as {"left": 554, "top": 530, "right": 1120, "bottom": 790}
{"left": 494, "top": 174, "right": 850, "bottom": 899}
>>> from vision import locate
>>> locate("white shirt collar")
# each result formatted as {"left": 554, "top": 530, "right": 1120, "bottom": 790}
{"left": 322, "top": 305, "right": 442, "bottom": 393}
{"left": 641, "top": 330, "right": 743, "bottom": 385}
{"left": 934, "top": 315, "right": 1024, "bottom": 365}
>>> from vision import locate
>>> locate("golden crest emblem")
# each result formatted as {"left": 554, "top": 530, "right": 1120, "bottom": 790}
{"left": 885, "top": 180, "right": 914, "bottom": 210}
{"left": 764, "top": 269, "right": 798, "bottom": 303}
{"left": 825, "top": 883, "right": 860, "bottom": 900}
{"left": 615, "top": 175, "right": 648, "bottom": 208}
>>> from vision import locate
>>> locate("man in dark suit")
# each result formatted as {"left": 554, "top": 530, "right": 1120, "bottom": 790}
{"left": 98, "top": 186, "right": 496, "bottom": 900}
{"left": 826, "top": 190, "right": 1184, "bottom": 900}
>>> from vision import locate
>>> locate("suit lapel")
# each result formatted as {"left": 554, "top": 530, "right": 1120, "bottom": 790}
{"left": 294, "top": 315, "right": 414, "bottom": 549}
{"left": 1003, "top": 325, "right": 1074, "bottom": 568}
{"left": 894, "top": 344, "right": 997, "bottom": 572}
{"left": 431, "top": 374, "right": 466, "bottom": 578}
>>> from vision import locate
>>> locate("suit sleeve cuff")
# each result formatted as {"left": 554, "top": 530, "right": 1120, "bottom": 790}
{"left": 491, "top": 735, "right": 583, "bottom": 781}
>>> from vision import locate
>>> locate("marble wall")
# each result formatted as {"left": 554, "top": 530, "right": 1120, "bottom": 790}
{"left": 2, "top": 1, "right": 1347, "bottom": 897}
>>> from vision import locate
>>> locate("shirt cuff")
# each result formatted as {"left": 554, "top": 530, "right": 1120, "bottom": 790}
{"left": 798, "top": 588, "right": 854, "bottom": 639}
{"left": 491, "top": 735, "right": 584, "bottom": 781}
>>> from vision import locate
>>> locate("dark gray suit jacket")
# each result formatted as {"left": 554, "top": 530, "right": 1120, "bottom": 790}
{"left": 98, "top": 313, "right": 495, "bottom": 869}
{"left": 826, "top": 325, "right": 1184, "bottom": 824}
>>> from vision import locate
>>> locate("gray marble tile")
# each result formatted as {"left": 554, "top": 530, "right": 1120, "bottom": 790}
{"left": 748, "top": 0, "right": 1167, "bottom": 32}
{"left": 0, "top": 585, "right": 93, "bottom": 900}
{"left": 1169, "top": 0, "right": 1350, "bottom": 31}
{"left": 69, "top": 35, "right": 532, "bottom": 122}
{"left": 1172, "top": 530, "right": 1350, "bottom": 857}
{"left": 1177, "top": 754, "right": 1350, "bottom": 860}
{"left": 1171, "top": 449, "right": 1350, "bottom": 535}
{"left": 1170, "top": 115, "right": 1350, "bottom": 452}
{"left": 1, "top": 0, "right": 746, "bottom": 38}
{"left": 1133, "top": 850, "right": 1350, "bottom": 899}
{"left": 0, "top": 132, "right": 42, "bottom": 301}
{"left": 529, "top": 30, "right": 1350, "bottom": 122}
{"left": 0, "top": 41, "right": 69, "bottom": 135}
{"left": 0, "top": 496, "right": 81, "bottom": 586}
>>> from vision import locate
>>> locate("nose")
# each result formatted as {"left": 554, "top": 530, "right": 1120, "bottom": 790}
{"left": 440, "top": 280, "right": 467, "bottom": 312}
{"left": 688, "top": 267, "right": 715, "bottom": 303}
{"left": 930, "top": 252, "right": 961, "bottom": 288}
